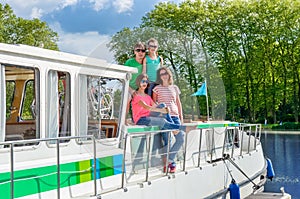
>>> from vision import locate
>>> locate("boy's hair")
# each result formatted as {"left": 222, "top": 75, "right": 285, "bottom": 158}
{"left": 156, "top": 67, "right": 173, "bottom": 85}
{"left": 134, "top": 42, "right": 146, "bottom": 50}
{"left": 135, "top": 73, "right": 149, "bottom": 88}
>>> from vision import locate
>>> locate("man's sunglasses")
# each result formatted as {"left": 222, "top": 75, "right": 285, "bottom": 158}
{"left": 135, "top": 49, "right": 146, "bottom": 53}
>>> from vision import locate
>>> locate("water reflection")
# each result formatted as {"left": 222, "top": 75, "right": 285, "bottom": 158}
{"left": 261, "top": 131, "right": 300, "bottom": 198}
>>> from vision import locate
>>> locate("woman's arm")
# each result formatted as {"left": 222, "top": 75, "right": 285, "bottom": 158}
{"left": 176, "top": 95, "right": 184, "bottom": 122}
{"left": 137, "top": 99, "right": 168, "bottom": 113}
{"left": 142, "top": 57, "right": 146, "bottom": 73}
{"left": 159, "top": 55, "right": 163, "bottom": 67}
{"left": 152, "top": 92, "right": 158, "bottom": 102}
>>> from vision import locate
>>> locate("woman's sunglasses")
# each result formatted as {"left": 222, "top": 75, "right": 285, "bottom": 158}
{"left": 160, "top": 72, "right": 168, "bottom": 76}
{"left": 135, "top": 49, "right": 146, "bottom": 53}
{"left": 149, "top": 45, "right": 158, "bottom": 48}
{"left": 141, "top": 80, "right": 149, "bottom": 84}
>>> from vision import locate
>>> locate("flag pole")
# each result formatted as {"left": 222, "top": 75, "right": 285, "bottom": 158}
{"left": 205, "top": 79, "right": 209, "bottom": 121}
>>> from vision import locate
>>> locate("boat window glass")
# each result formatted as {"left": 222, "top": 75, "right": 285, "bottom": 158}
{"left": 3, "top": 65, "right": 40, "bottom": 145}
{"left": 5, "top": 81, "right": 15, "bottom": 120}
{"left": 46, "top": 70, "right": 71, "bottom": 140}
{"left": 78, "top": 75, "right": 124, "bottom": 139}
{"left": 21, "top": 80, "right": 35, "bottom": 120}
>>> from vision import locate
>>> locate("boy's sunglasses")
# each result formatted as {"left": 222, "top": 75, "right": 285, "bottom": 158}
{"left": 135, "top": 49, "right": 146, "bottom": 53}
{"left": 141, "top": 80, "right": 149, "bottom": 84}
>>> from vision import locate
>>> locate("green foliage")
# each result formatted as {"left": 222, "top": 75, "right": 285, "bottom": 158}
{"left": 21, "top": 80, "right": 34, "bottom": 120}
{"left": 272, "top": 122, "right": 300, "bottom": 130}
{"left": 5, "top": 81, "right": 15, "bottom": 119}
{"left": 110, "top": 0, "right": 300, "bottom": 123}
{"left": 0, "top": 3, "right": 59, "bottom": 50}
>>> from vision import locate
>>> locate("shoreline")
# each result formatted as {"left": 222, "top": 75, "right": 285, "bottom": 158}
{"left": 261, "top": 130, "right": 300, "bottom": 135}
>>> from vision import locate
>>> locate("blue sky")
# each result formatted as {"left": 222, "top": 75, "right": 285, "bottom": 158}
{"left": 2, "top": 0, "right": 183, "bottom": 61}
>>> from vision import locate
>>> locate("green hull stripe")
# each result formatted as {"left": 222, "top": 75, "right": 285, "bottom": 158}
{"left": 0, "top": 154, "right": 123, "bottom": 199}
{"left": 78, "top": 160, "right": 92, "bottom": 183}
{"left": 127, "top": 122, "right": 239, "bottom": 134}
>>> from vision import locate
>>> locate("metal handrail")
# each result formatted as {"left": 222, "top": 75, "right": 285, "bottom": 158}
{"left": 123, "top": 123, "right": 261, "bottom": 185}
{"left": 0, "top": 135, "right": 96, "bottom": 199}
{"left": 1, "top": 123, "right": 261, "bottom": 198}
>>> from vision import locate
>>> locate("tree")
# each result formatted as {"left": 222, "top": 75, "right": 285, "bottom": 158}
{"left": 109, "top": 0, "right": 300, "bottom": 123}
{"left": 0, "top": 3, "right": 58, "bottom": 50}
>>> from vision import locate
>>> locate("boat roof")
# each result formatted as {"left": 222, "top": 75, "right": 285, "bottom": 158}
{"left": 0, "top": 43, "right": 137, "bottom": 74}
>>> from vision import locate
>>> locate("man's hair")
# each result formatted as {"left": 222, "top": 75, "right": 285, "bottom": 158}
{"left": 134, "top": 42, "right": 146, "bottom": 50}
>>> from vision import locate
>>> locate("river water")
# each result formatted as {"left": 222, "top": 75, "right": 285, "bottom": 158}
{"left": 261, "top": 131, "right": 300, "bottom": 198}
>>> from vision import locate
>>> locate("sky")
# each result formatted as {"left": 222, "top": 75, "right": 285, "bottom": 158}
{"left": 1, "top": 0, "right": 183, "bottom": 62}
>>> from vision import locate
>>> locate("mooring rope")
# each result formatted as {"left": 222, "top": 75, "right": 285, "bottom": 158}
{"left": 223, "top": 154, "right": 260, "bottom": 191}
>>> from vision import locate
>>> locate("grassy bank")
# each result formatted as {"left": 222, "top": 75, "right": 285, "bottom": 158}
{"left": 262, "top": 122, "right": 300, "bottom": 130}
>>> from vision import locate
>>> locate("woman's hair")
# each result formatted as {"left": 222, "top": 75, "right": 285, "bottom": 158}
{"left": 156, "top": 67, "right": 173, "bottom": 85}
{"left": 147, "top": 38, "right": 158, "bottom": 47}
{"left": 135, "top": 73, "right": 149, "bottom": 88}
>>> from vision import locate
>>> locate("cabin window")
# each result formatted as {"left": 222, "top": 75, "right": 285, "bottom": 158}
{"left": 5, "top": 81, "right": 15, "bottom": 119}
{"left": 2, "top": 65, "right": 40, "bottom": 144}
{"left": 21, "top": 80, "right": 35, "bottom": 120}
{"left": 46, "top": 70, "right": 71, "bottom": 140}
{"left": 78, "top": 75, "right": 124, "bottom": 139}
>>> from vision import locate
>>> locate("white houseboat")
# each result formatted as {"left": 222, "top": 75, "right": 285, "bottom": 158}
{"left": 0, "top": 43, "right": 271, "bottom": 199}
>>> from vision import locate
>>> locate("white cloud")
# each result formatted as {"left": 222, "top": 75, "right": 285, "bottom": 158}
{"left": 89, "top": 0, "right": 109, "bottom": 12}
{"left": 30, "top": 7, "right": 44, "bottom": 19}
{"left": 5, "top": 0, "right": 78, "bottom": 19}
{"left": 50, "top": 22, "right": 115, "bottom": 62}
{"left": 5, "top": 0, "right": 134, "bottom": 19}
{"left": 112, "top": 0, "right": 133, "bottom": 13}
{"left": 60, "top": 0, "right": 78, "bottom": 9}
{"left": 88, "top": 0, "right": 133, "bottom": 13}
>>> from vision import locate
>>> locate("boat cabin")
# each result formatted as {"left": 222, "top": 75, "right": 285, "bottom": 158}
{"left": 0, "top": 43, "right": 135, "bottom": 146}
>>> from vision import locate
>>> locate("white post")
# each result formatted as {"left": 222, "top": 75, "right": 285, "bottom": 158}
{"left": 205, "top": 79, "right": 209, "bottom": 121}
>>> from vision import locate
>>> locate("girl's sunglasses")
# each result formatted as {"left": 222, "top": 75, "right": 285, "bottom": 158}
{"left": 141, "top": 80, "right": 149, "bottom": 84}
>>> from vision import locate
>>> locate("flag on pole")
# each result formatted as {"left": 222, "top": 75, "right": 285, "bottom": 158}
{"left": 191, "top": 82, "right": 207, "bottom": 96}
{"left": 191, "top": 80, "right": 209, "bottom": 120}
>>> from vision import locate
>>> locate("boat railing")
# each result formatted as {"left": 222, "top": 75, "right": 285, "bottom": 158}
{"left": 0, "top": 123, "right": 262, "bottom": 198}
{"left": 0, "top": 135, "right": 98, "bottom": 199}
{"left": 122, "top": 122, "right": 262, "bottom": 187}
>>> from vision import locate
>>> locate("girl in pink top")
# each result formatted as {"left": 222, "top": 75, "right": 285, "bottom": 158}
{"left": 130, "top": 73, "right": 195, "bottom": 173}
{"left": 131, "top": 74, "right": 188, "bottom": 130}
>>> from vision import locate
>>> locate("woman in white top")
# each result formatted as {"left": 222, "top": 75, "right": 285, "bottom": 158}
{"left": 152, "top": 67, "right": 184, "bottom": 173}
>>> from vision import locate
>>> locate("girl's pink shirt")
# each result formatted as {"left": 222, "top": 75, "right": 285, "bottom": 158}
{"left": 131, "top": 94, "right": 153, "bottom": 124}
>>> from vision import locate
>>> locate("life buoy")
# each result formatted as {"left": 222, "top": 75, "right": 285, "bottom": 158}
{"left": 266, "top": 158, "right": 275, "bottom": 181}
